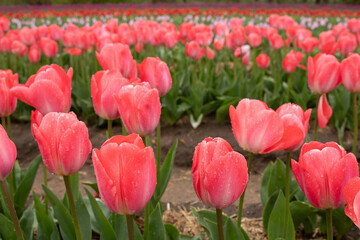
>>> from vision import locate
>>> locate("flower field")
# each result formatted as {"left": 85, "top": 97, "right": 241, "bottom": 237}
{"left": 1, "top": 3, "right": 360, "bottom": 240}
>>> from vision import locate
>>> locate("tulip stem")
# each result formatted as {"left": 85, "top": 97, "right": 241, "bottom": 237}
{"left": 63, "top": 175, "right": 82, "bottom": 240}
{"left": 216, "top": 208, "right": 224, "bottom": 240}
{"left": 0, "top": 180, "right": 24, "bottom": 240}
{"left": 284, "top": 151, "right": 292, "bottom": 237}
{"left": 142, "top": 136, "right": 150, "bottom": 239}
{"left": 287, "top": 73, "right": 293, "bottom": 102}
{"left": 352, "top": 93, "right": 358, "bottom": 154}
{"left": 121, "top": 119, "right": 127, "bottom": 136}
{"left": 260, "top": 69, "right": 264, "bottom": 101}
{"left": 107, "top": 120, "right": 113, "bottom": 139}
{"left": 126, "top": 215, "right": 135, "bottom": 240}
{"left": 237, "top": 152, "right": 254, "bottom": 227}
{"left": 1, "top": 117, "right": 6, "bottom": 131}
{"left": 326, "top": 209, "right": 333, "bottom": 240}
{"left": 42, "top": 162, "right": 49, "bottom": 215}
{"left": 156, "top": 122, "right": 161, "bottom": 198}
{"left": 314, "top": 94, "right": 320, "bottom": 141}
{"left": 6, "top": 116, "right": 12, "bottom": 140}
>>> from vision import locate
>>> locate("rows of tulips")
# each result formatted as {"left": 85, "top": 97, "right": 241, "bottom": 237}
{"left": 0, "top": 11, "right": 360, "bottom": 239}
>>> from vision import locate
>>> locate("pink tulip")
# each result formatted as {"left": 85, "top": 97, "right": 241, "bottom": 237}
{"left": 0, "top": 17, "right": 10, "bottom": 32}
{"left": 32, "top": 111, "right": 92, "bottom": 176}
{"left": 214, "top": 38, "right": 224, "bottom": 52}
{"left": 344, "top": 177, "right": 360, "bottom": 228}
{"left": 229, "top": 17, "right": 242, "bottom": 30}
{"left": 341, "top": 53, "right": 360, "bottom": 93}
{"left": 299, "top": 37, "right": 319, "bottom": 54}
{"left": 0, "top": 125, "right": 16, "bottom": 181}
{"left": 248, "top": 33, "right": 262, "bottom": 48}
{"left": 11, "top": 40, "right": 27, "bottom": 57}
{"left": 138, "top": 57, "right": 172, "bottom": 97}
{"left": 92, "top": 134, "right": 156, "bottom": 215}
{"left": 276, "top": 103, "right": 312, "bottom": 152}
{"left": 19, "top": 27, "right": 36, "bottom": 46}
{"left": 317, "top": 94, "right": 332, "bottom": 129}
{"left": 348, "top": 18, "right": 360, "bottom": 33}
{"left": 0, "top": 70, "right": 18, "bottom": 117}
{"left": 229, "top": 98, "right": 303, "bottom": 154}
{"left": 163, "top": 32, "right": 178, "bottom": 49}
{"left": 338, "top": 33, "right": 357, "bottom": 56}
{"left": 114, "top": 81, "right": 161, "bottom": 137}
{"left": 38, "top": 37, "right": 58, "bottom": 58}
{"left": 256, "top": 53, "right": 270, "bottom": 69}
{"left": 225, "top": 27, "right": 246, "bottom": 50}
{"left": 307, "top": 53, "right": 341, "bottom": 94}
{"left": 192, "top": 137, "right": 248, "bottom": 209}
{"left": 91, "top": 70, "right": 129, "bottom": 120}
{"left": 292, "top": 141, "right": 359, "bottom": 209}
{"left": 214, "top": 22, "right": 229, "bottom": 37}
{"left": 11, "top": 64, "right": 73, "bottom": 115}
{"left": 28, "top": 45, "right": 41, "bottom": 63}
{"left": 269, "top": 33, "right": 284, "bottom": 50}
{"left": 282, "top": 50, "right": 303, "bottom": 73}
{"left": 185, "top": 41, "right": 204, "bottom": 60}
{"left": 96, "top": 43, "right": 137, "bottom": 79}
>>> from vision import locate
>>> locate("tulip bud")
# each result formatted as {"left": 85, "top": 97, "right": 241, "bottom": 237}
{"left": 0, "top": 125, "right": 16, "bottom": 181}
{"left": 0, "top": 70, "right": 18, "bottom": 117}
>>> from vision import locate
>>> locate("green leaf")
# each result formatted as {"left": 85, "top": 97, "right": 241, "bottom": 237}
{"left": 165, "top": 223, "right": 181, "bottom": 240}
{"left": 267, "top": 158, "right": 286, "bottom": 199}
{"left": 76, "top": 194, "right": 91, "bottom": 240}
{"left": 33, "top": 193, "right": 60, "bottom": 240}
{"left": 289, "top": 201, "right": 316, "bottom": 229}
{"left": 148, "top": 203, "right": 166, "bottom": 240}
{"left": 14, "top": 154, "right": 42, "bottom": 217}
{"left": 84, "top": 188, "right": 116, "bottom": 240}
{"left": 267, "top": 191, "right": 295, "bottom": 240}
{"left": 262, "top": 191, "right": 278, "bottom": 231}
{"left": 20, "top": 205, "right": 34, "bottom": 240}
{"left": 223, "top": 218, "right": 242, "bottom": 240}
{"left": 83, "top": 196, "right": 111, "bottom": 234}
{"left": 42, "top": 185, "right": 76, "bottom": 240}
{"left": 261, "top": 162, "right": 273, "bottom": 206}
{"left": 180, "top": 233, "right": 205, "bottom": 240}
{"left": 82, "top": 181, "right": 99, "bottom": 195}
{"left": 114, "top": 214, "right": 143, "bottom": 240}
{"left": 154, "top": 140, "right": 178, "bottom": 203}
{"left": 0, "top": 213, "right": 17, "bottom": 239}
{"left": 332, "top": 207, "right": 353, "bottom": 239}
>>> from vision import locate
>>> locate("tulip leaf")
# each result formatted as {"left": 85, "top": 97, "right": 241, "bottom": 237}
{"left": 180, "top": 233, "right": 205, "bottom": 240}
{"left": 154, "top": 139, "right": 178, "bottom": 203}
{"left": 14, "top": 154, "right": 42, "bottom": 217}
{"left": 115, "top": 214, "right": 143, "bottom": 240}
{"left": 165, "top": 223, "right": 180, "bottom": 240}
{"left": 289, "top": 201, "right": 316, "bottom": 229}
{"left": 42, "top": 185, "right": 76, "bottom": 240}
{"left": 267, "top": 191, "right": 295, "bottom": 240}
{"left": 82, "top": 181, "right": 99, "bottom": 195}
{"left": 83, "top": 196, "right": 111, "bottom": 234}
{"left": 84, "top": 188, "right": 116, "bottom": 240}
{"left": 263, "top": 188, "right": 279, "bottom": 231}
{"left": 76, "top": 194, "right": 91, "bottom": 240}
{"left": 261, "top": 161, "right": 273, "bottom": 206}
{"left": 148, "top": 203, "right": 166, "bottom": 240}
{"left": 20, "top": 204, "right": 35, "bottom": 240}
{"left": 267, "top": 158, "right": 286, "bottom": 200}
{"left": 33, "top": 192, "right": 60, "bottom": 240}
{"left": 223, "top": 218, "right": 244, "bottom": 240}
{"left": 0, "top": 213, "right": 17, "bottom": 239}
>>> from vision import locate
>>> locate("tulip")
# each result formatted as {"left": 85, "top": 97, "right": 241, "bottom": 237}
{"left": 308, "top": 53, "right": 340, "bottom": 138}
{"left": 32, "top": 111, "right": 92, "bottom": 176}
{"left": 229, "top": 98, "right": 303, "bottom": 154}
{"left": 214, "top": 22, "right": 229, "bottom": 37}
{"left": 348, "top": 18, "right": 360, "bottom": 33}
{"left": 0, "top": 16, "right": 10, "bottom": 32}
{"left": 0, "top": 70, "right": 18, "bottom": 118}
{"left": 282, "top": 50, "right": 303, "bottom": 74}
{"left": 192, "top": 137, "right": 248, "bottom": 240}
{"left": 91, "top": 70, "right": 129, "bottom": 121}
{"left": 192, "top": 137, "right": 248, "bottom": 209}
{"left": 185, "top": 40, "right": 204, "bottom": 60}
{"left": 11, "top": 64, "right": 73, "bottom": 115}
{"left": 93, "top": 134, "right": 156, "bottom": 240}
{"left": 344, "top": 177, "right": 360, "bottom": 229}
{"left": 163, "top": 31, "right": 178, "bottom": 49}
{"left": 96, "top": 43, "right": 137, "bottom": 79}
{"left": 214, "top": 38, "right": 224, "bottom": 52}
{"left": 38, "top": 37, "right": 58, "bottom": 58}
{"left": 229, "top": 17, "right": 242, "bottom": 30}
{"left": 11, "top": 40, "right": 27, "bottom": 57}
{"left": 256, "top": 53, "right": 270, "bottom": 69}
{"left": 338, "top": 34, "right": 357, "bottom": 57}
{"left": 341, "top": 53, "right": 360, "bottom": 153}
{"left": 292, "top": 141, "right": 359, "bottom": 239}
{"left": 268, "top": 33, "right": 284, "bottom": 50}
{"left": 225, "top": 27, "right": 246, "bottom": 50}
{"left": 0, "top": 124, "right": 16, "bottom": 181}
{"left": 92, "top": 133, "right": 156, "bottom": 214}
{"left": 0, "top": 125, "right": 23, "bottom": 240}
{"left": 114, "top": 81, "right": 161, "bottom": 137}
{"left": 19, "top": 27, "right": 36, "bottom": 46}
{"left": 299, "top": 37, "right": 319, "bottom": 54}
{"left": 28, "top": 45, "right": 41, "bottom": 63}
{"left": 138, "top": 57, "right": 172, "bottom": 97}
{"left": 248, "top": 33, "right": 262, "bottom": 48}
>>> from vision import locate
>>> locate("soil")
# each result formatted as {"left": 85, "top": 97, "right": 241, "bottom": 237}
{"left": 11, "top": 115, "right": 360, "bottom": 239}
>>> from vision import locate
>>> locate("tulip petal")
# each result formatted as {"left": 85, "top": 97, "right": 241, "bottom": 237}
{"left": 204, "top": 152, "right": 248, "bottom": 209}
{"left": 0, "top": 126, "right": 16, "bottom": 180}
{"left": 317, "top": 94, "right": 332, "bottom": 128}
